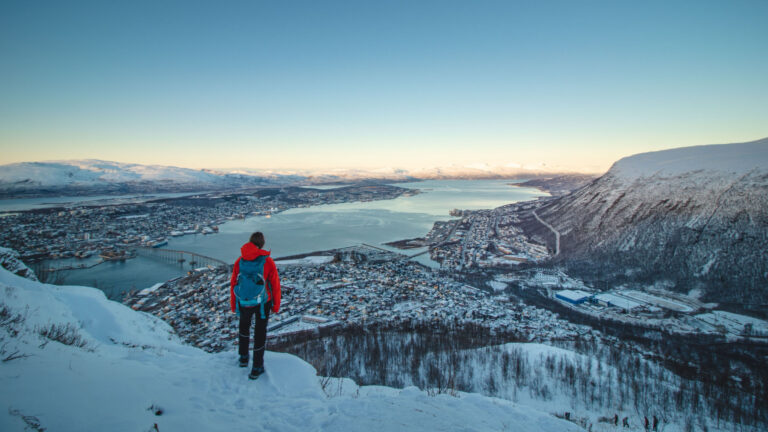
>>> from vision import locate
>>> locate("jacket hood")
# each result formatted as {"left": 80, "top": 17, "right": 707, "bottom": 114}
{"left": 240, "top": 242, "right": 270, "bottom": 260}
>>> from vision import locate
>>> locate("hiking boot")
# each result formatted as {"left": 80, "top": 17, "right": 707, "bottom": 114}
{"left": 248, "top": 366, "right": 265, "bottom": 380}
{"left": 238, "top": 355, "right": 249, "bottom": 368}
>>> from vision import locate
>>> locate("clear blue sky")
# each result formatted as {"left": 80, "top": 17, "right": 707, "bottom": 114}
{"left": 1, "top": 0, "right": 766, "bottom": 172}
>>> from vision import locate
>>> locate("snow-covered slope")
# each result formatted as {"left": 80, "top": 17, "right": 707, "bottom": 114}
{"left": 526, "top": 137, "right": 768, "bottom": 303}
{"left": 610, "top": 139, "right": 768, "bottom": 179}
{"left": 0, "top": 267, "right": 582, "bottom": 432}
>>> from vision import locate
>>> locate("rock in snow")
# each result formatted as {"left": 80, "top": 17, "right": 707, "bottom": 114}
{"left": 0, "top": 267, "right": 582, "bottom": 432}
{"left": 0, "top": 246, "right": 37, "bottom": 281}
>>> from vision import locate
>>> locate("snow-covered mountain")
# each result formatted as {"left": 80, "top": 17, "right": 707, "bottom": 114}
{"left": 0, "top": 159, "right": 581, "bottom": 197}
{"left": 0, "top": 265, "right": 582, "bottom": 431}
{"left": 525, "top": 137, "right": 768, "bottom": 304}
{"left": 0, "top": 160, "right": 299, "bottom": 197}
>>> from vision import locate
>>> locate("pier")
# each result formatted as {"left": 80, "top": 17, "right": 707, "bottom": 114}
{"left": 134, "top": 247, "right": 228, "bottom": 269}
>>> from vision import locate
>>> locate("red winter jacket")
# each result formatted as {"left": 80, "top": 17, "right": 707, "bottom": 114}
{"left": 230, "top": 243, "right": 281, "bottom": 314}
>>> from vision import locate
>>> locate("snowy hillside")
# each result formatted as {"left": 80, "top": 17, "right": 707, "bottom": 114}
{"left": 525, "top": 137, "right": 768, "bottom": 303}
{"left": 0, "top": 267, "right": 583, "bottom": 432}
{"left": 611, "top": 139, "right": 768, "bottom": 179}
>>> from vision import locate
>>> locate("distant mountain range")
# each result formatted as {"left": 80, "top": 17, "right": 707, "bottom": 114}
{"left": 522, "top": 137, "right": 768, "bottom": 306}
{"left": 0, "top": 159, "right": 582, "bottom": 197}
{"left": 0, "top": 160, "right": 294, "bottom": 197}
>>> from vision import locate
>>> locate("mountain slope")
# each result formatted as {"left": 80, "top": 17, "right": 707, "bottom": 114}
{"left": 526, "top": 138, "right": 768, "bottom": 305}
{"left": 0, "top": 267, "right": 582, "bottom": 432}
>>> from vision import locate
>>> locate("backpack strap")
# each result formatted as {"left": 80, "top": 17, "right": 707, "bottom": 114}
{"left": 260, "top": 274, "right": 272, "bottom": 319}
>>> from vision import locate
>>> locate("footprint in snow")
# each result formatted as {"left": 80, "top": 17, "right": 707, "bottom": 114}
{"left": 234, "top": 398, "right": 246, "bottom": 410}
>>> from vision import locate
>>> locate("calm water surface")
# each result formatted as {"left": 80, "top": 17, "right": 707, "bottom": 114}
{"left": 51, "top": 180, "right": 546, "bottom": 298}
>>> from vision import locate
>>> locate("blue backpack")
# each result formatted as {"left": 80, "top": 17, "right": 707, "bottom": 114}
{"left": 234, "top": 255, "right": 271, "bottom": 318}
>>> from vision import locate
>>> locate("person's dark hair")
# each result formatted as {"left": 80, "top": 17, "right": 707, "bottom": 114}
{"left": 249, "top": 232, "right": 265, "bottom": 248}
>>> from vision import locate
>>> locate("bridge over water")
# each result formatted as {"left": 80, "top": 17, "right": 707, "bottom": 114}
{"left": 134, "top": 247, "right": 229, "bottom": 269}
{"left": 360, "top": 243, "right": 430, "bottom": 261}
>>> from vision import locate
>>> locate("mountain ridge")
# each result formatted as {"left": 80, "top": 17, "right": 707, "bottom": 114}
{"left": 610, "top": 137, "right": 768, "bottom": 179}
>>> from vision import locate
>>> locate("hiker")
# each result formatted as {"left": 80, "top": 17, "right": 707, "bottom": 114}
{"left": 644, "top": 416, "right": 649, "bottom": 430}
{"left": 230, "top": 232, "right": 281, "bottom": 380}
{"left": 614, "top": 414, "right": 618, "bottom": 426}
{"left": 622, "top": 417, "right": 629, "bottom": 428}
{"left": 652, "top": 415, "right": 658, "bottom": 431}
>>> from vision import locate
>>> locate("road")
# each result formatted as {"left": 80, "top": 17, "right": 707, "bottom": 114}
{"left": 532, "top": 210, "right": 560, "bottom": 256}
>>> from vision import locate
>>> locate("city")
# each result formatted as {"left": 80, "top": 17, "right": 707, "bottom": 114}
{"left": 122, "top": 244, "right": 591, "bottom": 353}
{"left": 421, "top": 200, "right": 768, "bottom": 342}
{"left": 0, "top": 184, "right": 415, "bottom": 266}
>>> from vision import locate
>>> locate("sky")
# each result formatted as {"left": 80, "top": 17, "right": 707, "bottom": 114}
{"left": 1, "top": 0, "right": 766, "bottom": 173}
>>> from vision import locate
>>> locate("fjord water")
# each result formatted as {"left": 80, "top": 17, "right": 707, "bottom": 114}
{"left": 52, "top": 180, "right": 546, "bottom": 298}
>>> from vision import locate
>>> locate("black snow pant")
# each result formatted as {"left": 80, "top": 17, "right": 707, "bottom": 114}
{"left": 238, "top": 302, "right": 271, "bottom": 368}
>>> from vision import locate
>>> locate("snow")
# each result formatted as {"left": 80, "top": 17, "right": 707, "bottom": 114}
{"left": 593, "top": 293, "right": 642, "bottom": 310}
{"left": 610, "top": 138, "right": 768, "bottom": 180}
{"left": 0, "top": 160, "right": 218, "bottom": 186}
{"left": 695, "top": 311, "right": 768, "bottom": 336}
{"left": 118, "top": 213, "right": 150, "bottom": 219}
{"left": 0, "top": 267, "right": 583, "bottom": 431}
{"left": 270, "top": 317, "right": 326, "bottom": 336}
{"left": 487, "top": 280, "right": 507, "bottom": 291}
{"left": 620, "top": 290, "right": 694, "bottom": 313}
{"left": 0, "top": 159, "right": 285, "bottom": 194}
{"left": 137, "top": 283, "right": 164, "bottom": 296}
{"left": 697, "top": 256, "right": 717, "bottom": 277}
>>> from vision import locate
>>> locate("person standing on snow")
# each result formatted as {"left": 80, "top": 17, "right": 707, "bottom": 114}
{"left": 230, "top": 232, "right": 281, "bottom": 380}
